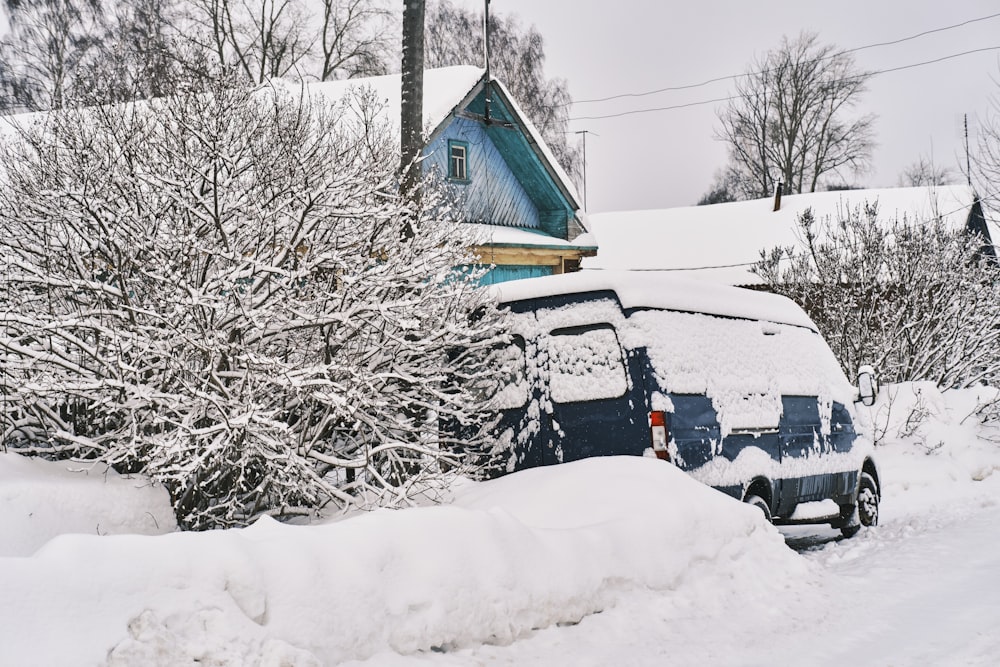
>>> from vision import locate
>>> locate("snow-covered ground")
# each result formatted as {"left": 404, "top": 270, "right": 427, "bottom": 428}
{"left": 2, "top": 383, "right": 999, "bottom": 666}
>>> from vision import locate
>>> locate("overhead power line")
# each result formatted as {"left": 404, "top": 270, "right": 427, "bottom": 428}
{"left": 570, "top": 11, "right": 1000, "bottom": 106}
{"left": 569, "top": 46, "right": 1000, "bottom": 122}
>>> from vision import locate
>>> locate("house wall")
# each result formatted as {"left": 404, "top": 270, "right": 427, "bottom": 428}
{"left": 423, "top": 117, "right": 540, "bottom": 229}
{"left": 480, "top": 265, "right": 554, "bottom": 284}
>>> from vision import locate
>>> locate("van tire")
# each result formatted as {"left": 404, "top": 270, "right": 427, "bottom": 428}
{"left": 857, "top": 472, "right": 879, "bottom": 527}
{"left": 744, "top": 494, "right": 772, "bottom": 523}
{"left": 839, "top": 471, "right": 879, "bottom": 538}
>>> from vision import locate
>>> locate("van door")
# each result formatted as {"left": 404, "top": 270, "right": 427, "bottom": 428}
{"left": 543, "top": 323, "right": 648, "bottom": 464}
{"left": 778, "top": 395, "right": 831, "bottom": 506}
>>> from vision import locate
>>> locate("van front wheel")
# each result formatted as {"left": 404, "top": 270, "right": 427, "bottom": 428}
{"left": 857, "top": 472, "right": 879, "bottom": 527}
{"left": 744, "top": 494, "right": 772, "bottom": 523}
{"left": 839, "top": 471, "right": 879, "bottom": 538}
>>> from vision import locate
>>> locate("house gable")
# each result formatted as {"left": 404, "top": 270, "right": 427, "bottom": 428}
{"left": 423, "top": 116, "right": 542, "bottom": 230}
{"left": 462, "top": 85, "right": 576, "bottom": 240}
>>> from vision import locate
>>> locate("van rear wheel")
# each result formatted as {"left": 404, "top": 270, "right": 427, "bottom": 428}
{"left": 857, "top": 472, "right": 879, "bottom": 527}
{"left": 744, "top": 494, "right": 772, "bottom": 523}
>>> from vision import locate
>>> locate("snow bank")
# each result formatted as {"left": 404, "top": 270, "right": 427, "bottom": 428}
{"left": 0, "top": 454, "right": 176, "bottom": 557}
{"left": 0, "top": 456, "right": 804, "bottom": 665}
{"left": 857, "top": 382, "right": 1000, "bottom": 499}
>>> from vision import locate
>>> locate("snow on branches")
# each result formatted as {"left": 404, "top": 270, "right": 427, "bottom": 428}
{"left": 0, "top": 78, "right": 506, "bottom": 529}
{"left": 754, "top": 201, "right": 1000, "bottom": 390}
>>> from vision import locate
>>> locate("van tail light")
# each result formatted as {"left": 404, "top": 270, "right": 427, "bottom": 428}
{"left": 650, "top": 411, "right": 670, "bottom": 461}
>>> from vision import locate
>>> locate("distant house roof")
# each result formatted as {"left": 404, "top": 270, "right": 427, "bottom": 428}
{"left": 582, "top": 185, "right": 994, "bottom": 285}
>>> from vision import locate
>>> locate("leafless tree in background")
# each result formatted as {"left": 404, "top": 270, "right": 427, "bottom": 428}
{"left": 713, "top": 32, "right": 876, "bottom": 200}
{"left": 315, "top": 0, "right": 392, "bottom": 80}
{"left": 75, "top": 0, "right": 206, "bottom": 105}
{"left": 424, "top": 0, "right": 581, "bottom": 184}
{"left": 0, "top": 0, "right": 105, "bottom": 112}
{"left": 182, "top": 0, "right": 314, "bottom": 82}
{"left": 898, "top": 155, "right": 956, "bottom": 188}
{"left": 974, "top": 92, "right": 1000, "bottom": 218}
{"left": 178, "top": 0, "right": 392, "bottom": 83}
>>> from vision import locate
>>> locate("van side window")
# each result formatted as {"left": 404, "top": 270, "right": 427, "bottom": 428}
{"left": 486, "top": 335, "right": 529, "bottom": 410}
{"left": 547, "top": 324, "right": 627, "bottom": 403}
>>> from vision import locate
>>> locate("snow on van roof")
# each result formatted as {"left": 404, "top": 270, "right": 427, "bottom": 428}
{"left": 582, "top": 185, "right": 985, "bottom": 285}
{"left": 490, "top": 269, "right": 818, "bottom": 331}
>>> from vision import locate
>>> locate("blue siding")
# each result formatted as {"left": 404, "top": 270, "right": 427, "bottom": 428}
{"left": 423, "top": 117, "right": 540, "bottom": 229}
{"left": 467, "top": 88, "right": 577, "bottom": 240}
{"left": 480, "top": 264, "right": 553, "bottom": 285}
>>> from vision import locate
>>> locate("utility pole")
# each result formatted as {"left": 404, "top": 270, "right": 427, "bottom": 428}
{"left": 965, "top": 113, "right": 972, "bottom": 187}
{"left": 400, "top": 0, "right": 425, "bottom": 203}
{"left": 574, "top": 130, "right": 597, "bottom": 211}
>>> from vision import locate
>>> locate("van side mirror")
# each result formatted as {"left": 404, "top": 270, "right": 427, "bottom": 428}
{"left": 857, "top": 365, "right": 878, "bottom": 407}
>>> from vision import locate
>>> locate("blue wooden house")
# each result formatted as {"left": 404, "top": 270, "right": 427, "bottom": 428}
{"left": 311, "top": 66, "right": 597, "bottom": 284}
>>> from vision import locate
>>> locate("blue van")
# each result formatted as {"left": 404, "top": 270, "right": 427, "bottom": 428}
{"left": 484, "top": 271, "right": 880, "bottom": 537}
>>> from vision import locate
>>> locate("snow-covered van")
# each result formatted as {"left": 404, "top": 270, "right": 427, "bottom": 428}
{"left": 486, "top": 270, "right": 880, "bottom": 536}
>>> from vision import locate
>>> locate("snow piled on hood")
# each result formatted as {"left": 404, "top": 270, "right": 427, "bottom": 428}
{"left": 0, "top": 455, "right": 800, "bottom": 665}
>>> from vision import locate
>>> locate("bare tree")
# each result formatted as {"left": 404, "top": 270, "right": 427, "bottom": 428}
{"left": 178, "top": 0, "right": 391, "bottom": 84}
{"left": 974, "top": 93, "right": 1000, "bottom": 218}
{"left": 0, "top": 77, "right": 505, "bottom": 529}
{"left": 0, "top": 0, "right": 104, "bottom": 112}
{"left": 754, "top": 202, "right": 1000, "bottom": 388}
{"left": 181, "top": 0, "right": 313, "bottom": 82}
{"left": 716, "top": 32, "right": 876, "bottom": 200}
{"left": 315, "top": 0, "right": 392, "bottom": 80}
{"left": 72, "top": 0, "right": 203, "bottom": 105}
{"left": 899, "top": 155, "right": 956, "bottom": 187}
{"left": 424, "top": 0, "right": 581, "bottom": 184}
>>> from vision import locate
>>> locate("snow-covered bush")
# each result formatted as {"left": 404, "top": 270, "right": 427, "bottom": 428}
{"left": 0, "top": 77, "right": 505, "bottom": 529}
{"left": 754, "top": 201, "right": 1000, "bottom": 390}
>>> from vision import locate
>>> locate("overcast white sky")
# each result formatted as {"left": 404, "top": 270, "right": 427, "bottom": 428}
{"left": 452, "top": 0, "right": 1000, "bottom": 213}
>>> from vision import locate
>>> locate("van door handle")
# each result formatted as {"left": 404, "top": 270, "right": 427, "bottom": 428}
{"left": 729, "top": 427, "right": 779, "bottom": 435}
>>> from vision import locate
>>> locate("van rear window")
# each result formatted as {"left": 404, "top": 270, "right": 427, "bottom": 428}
{"left": 547, "top": 325, "right": 627, "bottom": 403}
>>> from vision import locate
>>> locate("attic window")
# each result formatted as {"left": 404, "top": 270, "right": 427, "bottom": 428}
{"left": 448, "top": 140, "right": 469, "bottom": 181}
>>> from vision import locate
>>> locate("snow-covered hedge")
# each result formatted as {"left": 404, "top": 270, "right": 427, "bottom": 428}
{"left": 755, "top": 202, "right": 1000, "bottom": 389}
{"left": 0, "top": 78, "right": 504, "bottom": 529}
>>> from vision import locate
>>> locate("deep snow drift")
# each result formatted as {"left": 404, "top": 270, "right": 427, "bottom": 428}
{"left": 2, "top": 383, "right": 1000, "bottom": 666}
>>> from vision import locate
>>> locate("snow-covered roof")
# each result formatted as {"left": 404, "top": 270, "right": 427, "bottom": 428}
{"left": 583, "top": 185, "right": 986, "bottom": 285}
{"left": 298, "top": 66, "right": 486, "bottom": 139}
{"left": 490, "top": 269, "right": 818, "bottom": 331}
{"left": 467, "top": 224, "right": 596, "bottom": 250}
